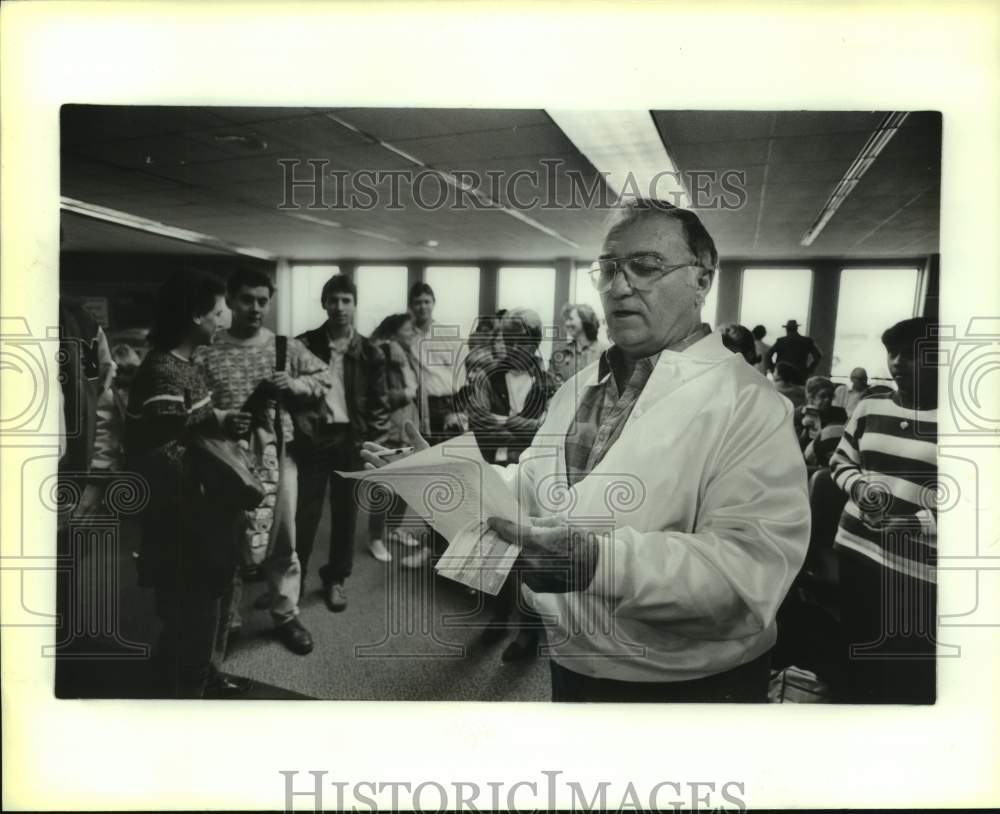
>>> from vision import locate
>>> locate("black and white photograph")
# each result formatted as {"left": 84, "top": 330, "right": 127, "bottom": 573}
{"left": 55, "top": 104, "right": 944, "bottom": 706}
{"left": 2, "top": 2, "right": 998, "bottom": 812}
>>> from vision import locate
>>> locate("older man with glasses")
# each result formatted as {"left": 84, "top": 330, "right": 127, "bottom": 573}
{"left": 365, "top": 199, "right": 809, "bottom": 702}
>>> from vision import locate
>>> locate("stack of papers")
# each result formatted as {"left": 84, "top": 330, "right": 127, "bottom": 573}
{"left": 337, "top": 434, "right": 520, "bottom": 595}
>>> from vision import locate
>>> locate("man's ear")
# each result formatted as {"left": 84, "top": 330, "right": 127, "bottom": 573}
{"left": 697, "top": 267, "right": 715, "bottom": 294}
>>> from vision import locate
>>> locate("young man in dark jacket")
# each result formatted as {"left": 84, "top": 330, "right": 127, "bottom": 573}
{"left": 295, "top": 274, "right": 391, "bottom": 612}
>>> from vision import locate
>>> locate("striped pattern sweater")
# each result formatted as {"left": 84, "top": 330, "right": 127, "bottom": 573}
{"left": 829, "top": 392, "right": 937, "bottom": 582}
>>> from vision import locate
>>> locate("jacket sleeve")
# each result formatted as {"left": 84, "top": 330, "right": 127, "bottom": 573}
{"left": 384, "top": 343, "right": 413, "bottom": 410}
{"left": 365, "top": 343, "right": 392, "bottom": 444}
{"left": 583, "top": 388, "right": 810, "bottom": 640}
{"left": 287, "top": 338, "right": 332, "bottom": 400}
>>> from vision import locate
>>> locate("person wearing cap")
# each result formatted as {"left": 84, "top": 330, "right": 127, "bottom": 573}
{"left": 364, "top": 199, "right": 809, "bottom": 702}
{"left": 765, "top": 319, "right": 823, "bottom": 380}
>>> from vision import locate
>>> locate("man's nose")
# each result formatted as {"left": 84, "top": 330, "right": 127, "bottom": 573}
{"left": 607, "top": 266, "right": 633, "bottom": 297}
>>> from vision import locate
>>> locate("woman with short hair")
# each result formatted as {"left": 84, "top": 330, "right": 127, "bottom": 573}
{"left": 548, "top": 303, "right": 606, "bottom": 386}
{"left": 126, "top": 269, "right": 251, "bottom": 698}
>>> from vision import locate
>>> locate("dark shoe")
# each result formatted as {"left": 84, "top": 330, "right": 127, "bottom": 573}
{"left": 276, "top": 617, "right": 314, "bottom": 655}
{"left": 204, "top": 672, "right": 255, "bottom": 699}
{"left": 324, "top": 582, "right": 348, "bottom": 613}
{"left": 501, "top": 631, "right": 539, "bottom": 663}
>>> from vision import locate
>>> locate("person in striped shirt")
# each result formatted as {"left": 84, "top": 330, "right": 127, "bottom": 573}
{"left": 829, "top": 316, "right": 938, "bottom": 703}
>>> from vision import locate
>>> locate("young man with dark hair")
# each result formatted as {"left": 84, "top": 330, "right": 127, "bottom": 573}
{"left": 295, "top": 273, "right": 391, "bottom": 612}
{"left": 830, "top": 316, "right": 938, "bottom": 703}
{"left": 198, "top": 267, "right": 331, "bottom": 655}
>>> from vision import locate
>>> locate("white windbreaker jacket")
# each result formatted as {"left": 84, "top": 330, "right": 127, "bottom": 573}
{"left": 502, "top": 331, "right": 810, "bottom": 682}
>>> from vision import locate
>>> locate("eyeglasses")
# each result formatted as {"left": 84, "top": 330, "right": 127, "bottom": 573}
{"left": 588, "top": 255, "right": 711, "bottom": 293}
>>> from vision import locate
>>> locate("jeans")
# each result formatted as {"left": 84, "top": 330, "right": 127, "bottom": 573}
{"left": 296, "top": 426, "right": 358, "bottom": 588}
{"left": 263, "top": 452, "right": 302, "bottom": 625}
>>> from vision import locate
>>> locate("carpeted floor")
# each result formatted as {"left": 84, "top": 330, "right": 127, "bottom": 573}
{"left": 222, "top": 506, "right": 551, "bottom": 701}
{"left": 56, "top": 494, "right": 834, "bottom": 703}
{"left": 56, "top": 497, "right": 551, "bottom": 701}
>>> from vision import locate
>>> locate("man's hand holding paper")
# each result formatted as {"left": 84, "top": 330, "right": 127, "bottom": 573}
{"left": 347, "top": 423, "right": 521, "bottom": 595}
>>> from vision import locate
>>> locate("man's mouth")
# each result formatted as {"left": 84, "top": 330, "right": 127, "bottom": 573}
{"left": 611, "top": 308, "right": 641, "bottom": 318}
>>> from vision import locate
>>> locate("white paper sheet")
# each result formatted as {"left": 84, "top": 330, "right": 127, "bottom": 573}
{"left": 337, "top": 434, "right": 521, "bottom": 595}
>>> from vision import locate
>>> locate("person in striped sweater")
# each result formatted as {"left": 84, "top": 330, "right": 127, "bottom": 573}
{"left": 829, "top": 316, "right": 938, "bottom": 703}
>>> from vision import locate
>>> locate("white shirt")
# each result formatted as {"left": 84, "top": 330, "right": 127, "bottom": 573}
{"left": 497, "top": 331, "right": 810, "bottom": 682}
{"left": 323, "top": 342, "right": 350, "bottom": 424}
{"left": 412, "top": 321, "right": 467, "bottom": 398}
{"left": 505, "top": 370, "right": 533, "bottom": 415}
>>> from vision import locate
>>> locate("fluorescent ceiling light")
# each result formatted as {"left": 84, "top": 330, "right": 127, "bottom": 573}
{"left": 287, "top": 212, "right": 343, "bottom": 228}
{"left": 801, "top": 112, "right": 910, "bottom": 247}
{"left": 547, "top": 109, "right": 688, "bottom": 207}
{"left": 322, "top": 112, "right": 579, "bottom": 250}
{"left": 60, "top": 196, "right": 277, "bottom": 260}
{"left": 287, "top": 211, "right": 402, "bottom": 244}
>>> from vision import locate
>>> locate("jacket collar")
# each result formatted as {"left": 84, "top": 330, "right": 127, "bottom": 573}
{"left": 594, "top": 324, "right": 719, "bottom": 384}
{"left": 309, "top": 324, "right": 363, "bottom": 359}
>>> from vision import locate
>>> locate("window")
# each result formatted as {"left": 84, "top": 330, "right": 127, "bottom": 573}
{"left": 355, "top": 265, "right": 408, "bottom": 337}
{"left": 572, "top": 263, "right": 609, "bottom": 345}
{"left": 702, "top": 273, "right": 719, "bottom": 328}
{"left": 498, "top": 266, "right": 557, "bottom": 361}
{"left": 740, "top": 268, "right": 813, "bottom": 337}
{"left": 424, "top": 266, "right": 480, "bottom": 337}
{"left": 288, "top": 264, "right": 339, "bottom": 337}
{"left": 833, "top": 267, "right": 921, "bottom": 380}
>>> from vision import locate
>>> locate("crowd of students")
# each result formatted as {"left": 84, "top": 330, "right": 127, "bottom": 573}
{"left": 62, "top": 264, "right": 938, "bottom": 703}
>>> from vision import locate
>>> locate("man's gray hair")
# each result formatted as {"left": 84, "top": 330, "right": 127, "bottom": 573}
{"left": 604, "top": 198, "right": 719, "bottom": 270}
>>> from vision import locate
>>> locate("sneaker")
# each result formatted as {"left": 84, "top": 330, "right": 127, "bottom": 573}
{"left": 400, "top": 546, "right": 432, "bottom": 569}
{"left": 275, "top": 617, "right": 314, "bottom": 655}
{"left": 324, "top": 581, "right": 348, "bottom": 612}
{"left": 367, "top": 538, "right": 392, "bottom": 563}
{"left": 388, "top": 529, "right": 422, "bottom": 549}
